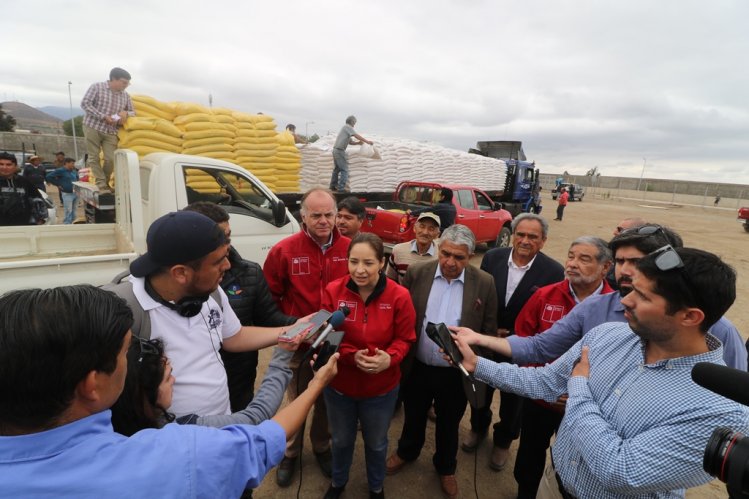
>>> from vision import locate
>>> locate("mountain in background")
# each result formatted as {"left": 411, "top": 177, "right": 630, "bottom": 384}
{"left": 1, "top": 101, "right": 64, "bottom": 134}
{"left": 38, "top": 105, "right": 84, "bottom": 121}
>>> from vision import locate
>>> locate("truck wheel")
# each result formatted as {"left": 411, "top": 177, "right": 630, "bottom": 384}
{"left": 494, "top": 227, "right": 512, "bottom": 248}
{"left": 744, "top": 222, "right": 749, "bottom": 233}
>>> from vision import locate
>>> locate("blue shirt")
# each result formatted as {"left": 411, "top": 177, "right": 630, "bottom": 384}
{"left": 415, "top": 265, "right": 464, "bottom": 367}
{"left": 507, "top": 291, "right": 747, "bottom": 370}
{"left": 476, "top": 323, "right": 749, "bottom": 498}
{"left": 0, "top": 410, "right": 286, "bottom": 498}
{"left": 45, "top": 167, "right": 78, "bottom": 194}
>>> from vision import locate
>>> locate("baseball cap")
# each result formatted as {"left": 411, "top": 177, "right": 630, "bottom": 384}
{"left": 416, "top": 212, "right": 441, "bottom": 227}
{"left": 130, "top": 211, "right": 226, "bottom": 277}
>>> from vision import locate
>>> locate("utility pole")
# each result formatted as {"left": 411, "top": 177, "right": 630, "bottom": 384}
{"left": 637, "top": 157, "right": 646, "bottom": 191}
{"left": 68, "top": 81, "right": 79, "bottom": 161}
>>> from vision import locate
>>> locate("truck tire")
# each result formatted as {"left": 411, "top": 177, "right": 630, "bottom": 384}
{"left": 744, "top": 221, "right": 749, "bottom": 233}
{"left": 490, "top": 226, "right": 512, "bottom": 248}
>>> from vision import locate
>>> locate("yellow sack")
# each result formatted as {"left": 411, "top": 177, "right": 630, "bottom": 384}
{"left": 234, "top": 122, "right": 256, "bottom": 130}
{"left": 183, "top": 121, "right": 236, "bottom": 132}
{"left": 124, "top": 139, "right": 182, "bottom": 153}
{"left": 212, "top": 115, "right": 235, "bottom": 124}
{"left": 131, "top": 95, "right": 175, "bottom": 114}
{"left": 173, "top": 113, "right": 216, "bottom": 127}
{"left": 129, "top": 145, "right": 168, "bottom": 156}
{"left": 183, "top": 137, "right": 232, "bottom": 150}
{"left": 255, "top": 121, "right": 277, "bottom": 130}
{"left": 245, "top": 168, "right": 276, "bottom": 176}
{"left": 275, "top": 151, "right": 301, "bottom": 160}
{"left": 199, "top": 151, "right": 236, "bottom": 160}
{"left": 236, "top": 156, "right": 275, "bottom": 165}
{"left": 133, "top": 101, "right": 175, "bottom": 121}
{"left": 277, "top": 131, "right": 295, "bottom": 146}
{"left": 173, "top": 102, "right": 211, "bottom": 115}
{"left": 182, "top": 143, "right": 234, "bottom": 155}
{"left": 231, "top": 111, "right": 258, "bottom": 123}
{"left": 120, "top": 130, "right": 183, "bottom": 148}
{"left": 183, "top": 129, "right": 235, "bottom": 140}
{"left": 154, "top": 119, "right": 183, "bottom": 138}
{"left": 211, "top": 107, "right": 234, "bottom": 116}
{"left": 233, "top": 142, "right": 277, "bottom": 151}
{"left": 276, "top": 174, "right": 301, "bottom": 181}
{"left": 254, "top": 115, "right": 274, "bottom": 123}
{"left": 272, "top": 163, "right": 301, "bottom": 171}
{"left": 123, "top": 117, "right": 157, "bottom": 131}
{"left": 235, "top": 149, "right": 275, "bottom": 158}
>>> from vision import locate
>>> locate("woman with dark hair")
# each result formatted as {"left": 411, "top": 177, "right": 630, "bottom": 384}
{"left": 111, "top": 336, "right": 295, "bottom": 434}
{"left": 320, "top": 233, "right": 416, "bottom": 499}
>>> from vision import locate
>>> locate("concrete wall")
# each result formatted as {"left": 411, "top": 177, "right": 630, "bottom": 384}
{"left": 0, "top": 131, "right": 86, "bottom": 161}
{"left": 540, "top": 173, "right": 749, "bottom": 209}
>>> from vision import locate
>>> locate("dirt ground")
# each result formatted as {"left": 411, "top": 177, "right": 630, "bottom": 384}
{"left": 255, "top": 194, "right": 747, "bottom": 498}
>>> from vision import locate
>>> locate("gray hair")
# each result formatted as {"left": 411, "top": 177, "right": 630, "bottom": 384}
{"left": 299, "top": 187, "right": 337, "bottom": 216}
{"left": 439, "top": 224, "right": 475, "bottom": 254}
{"left": 570, "top": 236, "right": 612, "bottom": 264}
{"left": 345, "top": 115, "right": 357, "bottom": 126}
{"left": 511, "top": 213, "right": 549, "bottom": 239}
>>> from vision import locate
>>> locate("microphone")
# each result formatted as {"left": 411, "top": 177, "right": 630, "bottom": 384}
{"left": 310, "top": 306, "right": 350, "bottom": 350}
{"left": 691, "top": 362, "right": 749, "bottom": 406}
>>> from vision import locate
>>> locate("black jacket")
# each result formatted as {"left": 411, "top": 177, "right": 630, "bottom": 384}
{"left": 219, "top": 246, "right": 296, "bottom": 411}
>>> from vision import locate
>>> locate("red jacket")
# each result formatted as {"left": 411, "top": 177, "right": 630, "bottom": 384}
{"left": 514, "top": 278, "right": 614, "bottom": 411}
{"left": 263, "top": 228, "right": 351, "bottom": 317}
{"left": 322, "top": 274, "right": 416, "bottom": 398}
{"left": 558, "top": 191, "right": 569, "bottom": 206}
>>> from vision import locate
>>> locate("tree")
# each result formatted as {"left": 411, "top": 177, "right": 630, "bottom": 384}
{"left": 0, "top": 105, "right": 16, "bottom": 132}
{"left": 63, "top": 116, "right": 84, "bottom": 137}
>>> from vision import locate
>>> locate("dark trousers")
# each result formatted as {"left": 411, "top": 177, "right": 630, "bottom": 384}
{"left": 396, "top": 360, "right": 467, "bottom": 475}
{"left": 469, "top": 387, "right": 524, "bottom": 448}
{"left": 220, "top": 349, "right": 259, "bottom": 412}
{"left": 556, "top": 204, "right": 566, "bottom": 220}
{"left": 515, "top": 400, "right": 564, "bottom": 499}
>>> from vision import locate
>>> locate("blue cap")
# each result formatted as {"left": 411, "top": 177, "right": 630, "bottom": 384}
{"left": 130, "top": 211, "right": 226, "bottom": 277}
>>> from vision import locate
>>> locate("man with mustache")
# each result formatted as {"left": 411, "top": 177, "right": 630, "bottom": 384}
{"left": 469, "top": 224, "right": 747, "bottom": 370}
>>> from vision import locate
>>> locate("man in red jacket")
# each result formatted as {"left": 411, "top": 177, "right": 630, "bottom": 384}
{"left": 512, "top": 236, "right": 613, "bottom": 498}
{"left": 554, "top": 188, "right": 569, "bottom": 221}
{"left": 263, "top": 188, "right": 351, "bottom": 486}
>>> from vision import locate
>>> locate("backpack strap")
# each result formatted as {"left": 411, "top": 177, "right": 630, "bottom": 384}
{"left": 102, "top": 275, "right": 151, "bottom": 340}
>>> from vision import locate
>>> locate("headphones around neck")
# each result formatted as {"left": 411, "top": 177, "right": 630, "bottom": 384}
{"left": 144, "top": 279, "right": 208, "bottom": 318}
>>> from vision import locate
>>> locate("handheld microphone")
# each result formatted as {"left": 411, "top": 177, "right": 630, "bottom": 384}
{"left": 691, "top": 362, "right": 749, "bottom": 406}
{"left": 310, "top": 307, "right": 350, "bottom": 350}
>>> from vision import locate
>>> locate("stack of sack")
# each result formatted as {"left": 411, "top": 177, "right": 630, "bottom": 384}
{"left": 299, "top": 133, "right": 507, "bottom": 193}
{"left": 117, "top": 94, "right": 306, "bottom": 194}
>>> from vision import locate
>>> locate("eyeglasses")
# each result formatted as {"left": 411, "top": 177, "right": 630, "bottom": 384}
{"left": 135, "top": 336, "right": 160, "bottom": 363}
{"left": 620, "top": 224, "right": 664, "bottom": 238}
{"left": 649, "top": 244, "right": 684, "bottom": 272}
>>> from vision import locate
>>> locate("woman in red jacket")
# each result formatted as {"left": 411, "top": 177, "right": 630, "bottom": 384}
{"left": 321, "top": 233, "right": 416, "bottom": 499}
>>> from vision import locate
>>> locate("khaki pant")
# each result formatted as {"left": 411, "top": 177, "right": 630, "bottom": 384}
{"left": 536, "top": 462, "right": 565, "bottom": 499}
{"left": 285, "top": 349, "right": 330, "bottom": 457}
{"left": 83, "top": 125, "right": 118, "bottom": 191}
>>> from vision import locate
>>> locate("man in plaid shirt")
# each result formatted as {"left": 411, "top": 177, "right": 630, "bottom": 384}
{"left": 81, "top": 67, "right": 135, "bottom": 193}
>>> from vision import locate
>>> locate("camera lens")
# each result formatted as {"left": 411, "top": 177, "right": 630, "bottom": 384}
{"left": 704, "top": 427, "right": 739, "bottom": 481}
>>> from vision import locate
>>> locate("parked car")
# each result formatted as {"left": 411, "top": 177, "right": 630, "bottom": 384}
{"left": 551, "top": 183, "right": 585, "bottom": 201}
{"left": 738, "top": 207, "right": 749, "bottom": 233}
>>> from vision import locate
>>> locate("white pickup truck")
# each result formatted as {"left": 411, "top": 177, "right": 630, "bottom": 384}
{"left": 0, "top": 150, "right": 300, "bottom": 294}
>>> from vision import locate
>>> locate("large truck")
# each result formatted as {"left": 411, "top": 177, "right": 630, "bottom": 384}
{"left": 468, "top": 140, "right": 541, "bottom": 216}
{"left": 0, "top": 149, "right": 299, "bottom": 294}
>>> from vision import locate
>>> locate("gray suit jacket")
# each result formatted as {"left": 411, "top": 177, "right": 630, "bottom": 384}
{"left": 402, "top": 260, "right": 498, "bottom": 408}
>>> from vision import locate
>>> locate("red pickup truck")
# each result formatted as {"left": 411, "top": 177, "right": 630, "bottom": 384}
{"left": 739, "top": 207, "right": 749, "bottom": 232}
{"left": 361, "top": 181, "right": 513, "bottom": 248}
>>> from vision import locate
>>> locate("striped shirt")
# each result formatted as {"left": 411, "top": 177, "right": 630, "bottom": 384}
{"left": 475, "top": 322, "right": 749, "bottom": 498}
{"left": 81, "top": 81, "right": 135, "bottom": 135}
{"left": 386, "top": 239, "right": 437, "bottom": 284}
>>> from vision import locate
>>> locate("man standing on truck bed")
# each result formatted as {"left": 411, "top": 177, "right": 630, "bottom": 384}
{"left": 329, "top": 115, "right": 373, "bottom": 192}
{"left": 263, "top": 188, "right": 351, "bottom": 486}
{"left": 81, "top": 67, "right": 135, "bottom": 194}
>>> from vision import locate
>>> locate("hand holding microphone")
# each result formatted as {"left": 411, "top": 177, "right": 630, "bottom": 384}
{"left": 310, "top": 306, "right": 350, "bottom": 349}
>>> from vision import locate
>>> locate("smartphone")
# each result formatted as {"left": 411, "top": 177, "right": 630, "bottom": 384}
{"left": 312, "top": 331, "right": 344, "bottom": 371}
{"left": 279, "top": 310, "right": 333, "bottom": 342}
{"left": 425, "top": 322, "right": 463, "bottom": 366}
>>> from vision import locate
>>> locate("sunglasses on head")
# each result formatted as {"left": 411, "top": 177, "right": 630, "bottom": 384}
{"left": 649, "top": 244, "right": 684, "bottom": 272}
{"left": 620, "top": 224, "right": 664, "bottom": 237}
{"left": 135, "top": 337, "right": 160, "bottom": 363}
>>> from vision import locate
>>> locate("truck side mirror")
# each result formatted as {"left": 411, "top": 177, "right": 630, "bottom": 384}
{"left": 272, "top": 199, "right": 288, "bottom": 227}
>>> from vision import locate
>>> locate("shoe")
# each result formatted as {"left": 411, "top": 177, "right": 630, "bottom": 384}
{"left": 369, "top": 489, "right": 385, "bottom": 499}
{"left": 323, "top": 483, "right": 345, "bottom": 499}
{"left": 553, "top": 218, "right": 561, "bottom": 221}
{"left": 461, "top": 430, "right": 485, "bottom": 453}
{"left": 489, "top": 445, "right": 510, "bottom": 471}
{"left": 439, "top": 474, "right": 458, "bottom": 499}
{"left": 315, "top": 448, "right": 333, "bottom": 478}
{"left": 385, "top": 453, "right": 407, "bottom": 475}
{"left": 276, "top": 455, "right": 297, "bottom": 487}
{"left": 427, "top": 405, "right": 437, "bottom": 422}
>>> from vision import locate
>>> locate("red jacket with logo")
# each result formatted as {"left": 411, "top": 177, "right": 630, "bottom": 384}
{"left": 515, "top": 278, "right": 614, "bottom": 411}
{"left": 322, "top": 274, "right": 416, "bottom": 398}
{"left": 263, "top": 228, "right": 350, "bottom": 318}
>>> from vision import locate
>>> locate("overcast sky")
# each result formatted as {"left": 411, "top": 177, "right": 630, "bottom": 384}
{"left": 3, "top": 1, "right": 748, "bottom": 184}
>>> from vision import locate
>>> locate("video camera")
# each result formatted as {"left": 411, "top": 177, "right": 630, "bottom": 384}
{"left": 692, "top": 362, "right": 749, "bottom": 498}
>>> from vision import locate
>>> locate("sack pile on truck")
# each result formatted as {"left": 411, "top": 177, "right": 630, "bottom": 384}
{"left": 298, "top": 134, "right": 507, "bottom": 193}
{"left": 117, "top": 95, "right": 303, "bottom": 194}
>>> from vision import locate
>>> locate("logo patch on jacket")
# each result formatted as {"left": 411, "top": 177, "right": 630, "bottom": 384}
{"left": 291, "top": 256, "right": 310, "bottom": 275}
{"left": 338, "top": 300, "right": 358, "bottom": 321}
{"left": 379, "top": 303, "right": 392, "bottom": 310}
{"left": 541, "top": 304, "right": 566, "bottom": 324}
{"left": 226, "top": 284, "right": 242, "bottom": 296}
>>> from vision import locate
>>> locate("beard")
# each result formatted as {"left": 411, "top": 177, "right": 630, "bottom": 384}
{"left": 617, "top": 277, "right": 633, "bottom": 296}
